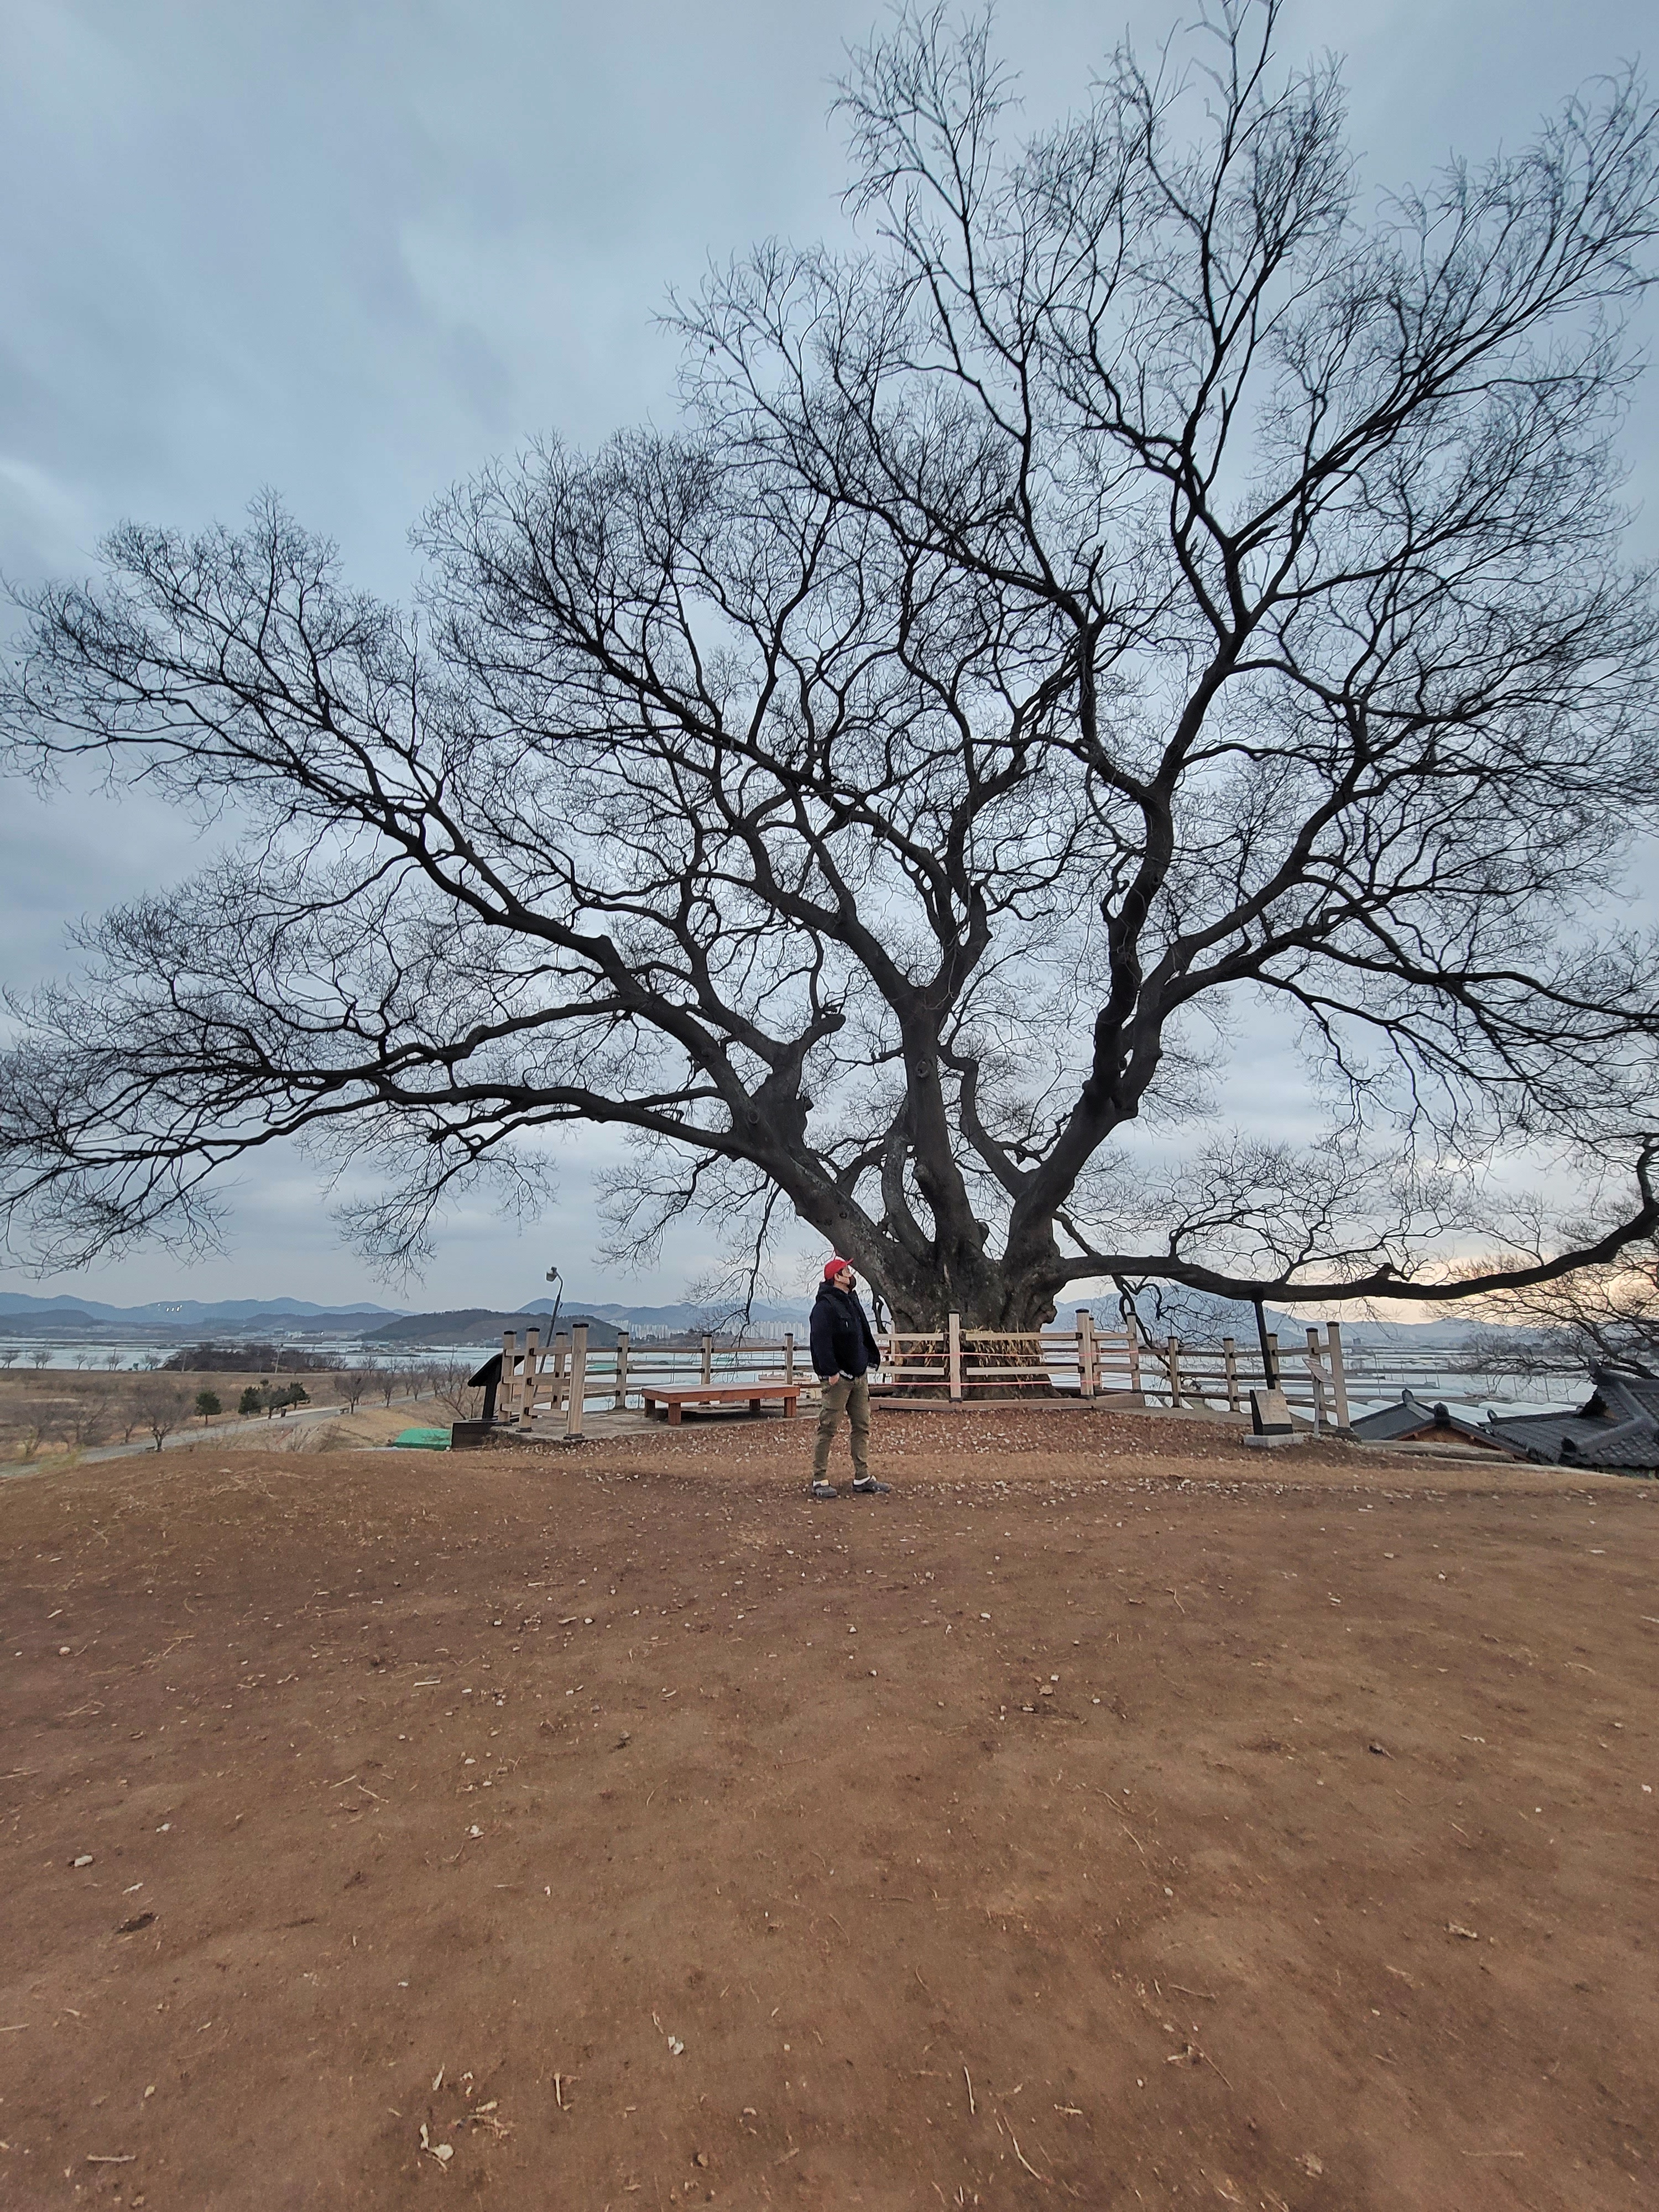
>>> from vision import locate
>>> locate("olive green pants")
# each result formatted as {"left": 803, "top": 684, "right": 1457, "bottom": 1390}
{"left": 812, "top": 1372, "right": 871, "bottom": 1483}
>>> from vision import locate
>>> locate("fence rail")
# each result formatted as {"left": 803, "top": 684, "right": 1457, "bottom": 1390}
{"left": 482, "top": 1312, "right": 1563, "bottom": 1442}
{"left": 483, "top": 1314, "right": 1383, "bottom": 1440}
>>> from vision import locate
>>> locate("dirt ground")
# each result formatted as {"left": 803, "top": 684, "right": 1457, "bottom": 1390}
{"left": 2, "top": 1406, "right": 1655, "bottom": 2210}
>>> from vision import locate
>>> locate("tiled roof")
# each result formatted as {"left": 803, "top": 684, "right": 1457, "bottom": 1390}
{"left": 1585, "top": 1373, "right": 1659, "bottom": 1426}
{"left": 1485, "top": 1369, "right": 1659, "bottom": 1473}
{"left": 1351, "top": 1390, "right": 1505, "bottom": 1448}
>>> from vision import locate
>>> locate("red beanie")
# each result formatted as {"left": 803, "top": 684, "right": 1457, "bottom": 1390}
{"left": 823, "top": 1255, "right": 852, "bottom": 1279}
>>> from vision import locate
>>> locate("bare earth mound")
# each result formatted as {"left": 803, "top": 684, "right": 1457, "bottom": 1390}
{"left": 3, "top": 1411, "right": 1655, "bottom": 2209}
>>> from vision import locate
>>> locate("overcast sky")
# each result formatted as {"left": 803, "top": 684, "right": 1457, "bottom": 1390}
{"left": 2, "top": 0, "right": 1654, "bottom": 1312}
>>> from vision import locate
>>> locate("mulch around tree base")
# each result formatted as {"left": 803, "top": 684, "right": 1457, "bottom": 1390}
{"left": 3, "top": 1417, "right": 1654, "bottom": 2209}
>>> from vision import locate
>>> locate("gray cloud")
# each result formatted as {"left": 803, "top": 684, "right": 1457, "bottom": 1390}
{"left": 3, "top": 0, "right": 1654, "bottom": 1307}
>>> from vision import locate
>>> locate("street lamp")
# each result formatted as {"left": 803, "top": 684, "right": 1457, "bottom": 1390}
{"left": 544, "top": 1265, "right": 562, "bottom": 1335}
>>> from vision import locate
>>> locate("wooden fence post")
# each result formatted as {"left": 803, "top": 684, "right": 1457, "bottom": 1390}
{"left": 1326, "top": 1321, "right": 1352, "bottom": 1431}
{"left": 1167, "top": 1334, "right": 1183, "bottom": 1408}
{"left": 518, "top": 1328, "right": 541, "bottom": 1429}
{"left": 1222, "top": 1335, "right": 1240, "bottom": 1412}
{"left": 947, "top": 1313, "right": 963, "bottom": 1401}
{"left": 783, "top": 1331, "right": 796, "bottom": 1384}
{"left": 700, "top": 1333, "right": 713, "bottom": 1386}
{"left": 1264, "top": 1331, "right": 1280, "bottom": 1395}
{"left": 564, "top": 1324, "right": 588, "bottom": 1441}
{"left": 1305, "top": 1326, "right": 1328, "bottom": 1430}
{"left": 500, "top": 1329, "right": 518, "bottom": 1423}
{"left": 1075, "top": 1308, "right": 1095, "bottom": 1397}
{"left": 613, "top": 1328, "right": 629, "bottom": 1412}
{"left": 1125, "top": 1312, "right": 1142, "bottom": 1399}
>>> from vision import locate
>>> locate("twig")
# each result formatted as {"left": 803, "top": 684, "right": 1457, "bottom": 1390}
{"left": 963, "top": 2065, "right": 975, "bottom": 2115}
{"left": 1007, "top": 2126, "right": 1050, "bottom": 2184}
{"left": 1168, "top": 1985, "right": 1217, "bottom": 2002}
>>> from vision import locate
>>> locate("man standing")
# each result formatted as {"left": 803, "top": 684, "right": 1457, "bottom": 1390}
{"left": 807, "top": 1258, "right": 889, "bottom": 1500}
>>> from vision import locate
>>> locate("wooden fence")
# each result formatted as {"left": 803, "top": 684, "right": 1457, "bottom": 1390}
{"left": 489, "top": 1313, "right": 1358, "bottom": 1441}
{"left": 879, "top": 1312, "right": 1352, "bottom": 1428}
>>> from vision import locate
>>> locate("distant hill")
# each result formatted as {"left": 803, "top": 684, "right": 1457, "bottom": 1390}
{"left": 0, "top": 1306, "right": 106, "bottom": 1335}
{"left": 0, "top": 1291, "right": 406, "bottom": 1327}
{"left": 531, "top": 1296, "right": 812, "bottom": 1332}
{"left": 364, "top": 1308, "right": 624, "bottom": 1348}
{"left": 1093, "top": 1285, "right": 1498, "bottom": 1350}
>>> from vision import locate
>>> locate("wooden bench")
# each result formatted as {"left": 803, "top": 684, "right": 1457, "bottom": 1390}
{"left": 639, "top": 1382, "right": 804, "bottom": 1426}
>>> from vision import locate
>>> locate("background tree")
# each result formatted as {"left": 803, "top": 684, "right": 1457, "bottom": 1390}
{"left": 133, "top": 1381, "right": 190, "bottom": 1452}
{"left": 3, "top": 2, "right": 1659, "bottom": 1327}
{"left": 1462, "top": 1234, "right": 1659, "bottom": 1380}
{"left": 238, "top": 1384, "right": 263, "bottom": 1417}
{"left": 55, "top": 1378, "right": 111, "bottom": 1452}
{"left": 430, "top": 1361, "right": 478, "bottom": 1416}
{"left": 194, "top": 1387, "right": 222, "bottom": 1425}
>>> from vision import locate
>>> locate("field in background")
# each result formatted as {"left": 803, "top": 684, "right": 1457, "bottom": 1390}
{"left": 0, "top": 1368, "right": 460, "bottom": 1467}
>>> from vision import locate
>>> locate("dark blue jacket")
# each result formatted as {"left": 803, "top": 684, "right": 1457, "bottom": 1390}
{"left": 809, "top": 1282, "right": 881, "bottom": 1379}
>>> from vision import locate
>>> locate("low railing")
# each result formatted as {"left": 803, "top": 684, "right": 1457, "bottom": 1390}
{"left": 493, "top": 1326, "right": 807, "bottom": 1439}
{"left": 879, "top": 1312, "right": 1354, "bottom": 1427}
{"left": 488, "top": 1313, "right": 1373, "bottom": 1439}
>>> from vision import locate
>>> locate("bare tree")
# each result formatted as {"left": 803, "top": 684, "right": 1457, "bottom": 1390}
{"left": 132, "top": 1381, "right": 191, "bottom": 1453}
{"left": 60, "top": 1380, "right": 112, "bottom": 1451}
{"left": 429, "top": 1361, "right": 477, "bottom": 1416}
{"left": 375, "top": 1366, "right": 400, "bottom": 1409}
{"left": 339, "top": 1369, "right": 369, "bottom": 1413}
{"left": 3, "top": 3, "right": 1658, "bottom": 1327}
{"left": 1463, "top": 1234, "right": 1659, "bottom": 1380}
{"left": 0, "top": 1348, "right": 18, "bottom": 1370}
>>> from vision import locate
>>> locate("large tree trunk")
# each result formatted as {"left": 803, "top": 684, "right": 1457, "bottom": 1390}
{"left": 841, "top": 1224, "right": 1070, "bottom": 1334}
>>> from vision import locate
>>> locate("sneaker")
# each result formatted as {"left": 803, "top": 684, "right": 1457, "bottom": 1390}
{"left": 851, "top": 1477, "right": 891, "bottom": 1496}
{"left": 809, "top": 1479, "right": 839, "bottom": 1501}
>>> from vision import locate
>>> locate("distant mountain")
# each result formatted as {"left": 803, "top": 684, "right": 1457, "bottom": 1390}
{"left": 539, "top": 1297, "right": 811, "bottom": 1332}
{"left": 0, "top": 1293, "right": 114, "bottom": 1316}
{"left": 0, "top": 1292, "right": 406, "bottom": 1327}
{"left": 1095, "top": 1284, "right": 1505, "bottom": 1349}
{"left": 365, "top": 1308, "right": 624, "bottom": 1348}
{"left": 1, "top": 1306, "right": 106, "bottom": 1335}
